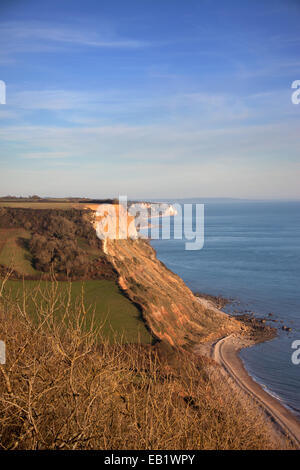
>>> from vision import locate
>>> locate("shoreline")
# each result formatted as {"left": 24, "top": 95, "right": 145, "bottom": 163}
{"left": 194, "top": 293, "right": 300, "bottom": 447}
{"left": 195, "top": 291, "right": 296, "bottom": 406}
{"left": 212, "top": 334, "right": 300, "bottom": 447}
{"left": 239, "top": 355, "right": 300, "bottom": 418}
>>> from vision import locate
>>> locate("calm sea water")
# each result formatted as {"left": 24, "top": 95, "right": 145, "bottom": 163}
{"left": 150, "top": 201, "right": 300, "bottom": 415}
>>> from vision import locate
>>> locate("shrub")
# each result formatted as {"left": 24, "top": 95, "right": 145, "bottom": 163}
{"left": 0, "top": 280, "right": 285, "bottom": 450}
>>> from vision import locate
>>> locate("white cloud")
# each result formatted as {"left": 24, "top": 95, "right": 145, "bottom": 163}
{"left": 4, "top": 87, "right": 259, "bottom": 125}
{"left": 0, "top": 21, "right": 149, "bottom": 54}
{"left": 0, "top": 119, "right": 299, "bottom": 168}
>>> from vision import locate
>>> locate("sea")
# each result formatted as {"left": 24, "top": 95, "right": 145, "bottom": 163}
{"left": 149, "top": 200, "right": 300, "bottom": 416}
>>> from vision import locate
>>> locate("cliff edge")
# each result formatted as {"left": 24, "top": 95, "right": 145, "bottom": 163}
{"left": 87, "top": 203, "right": 242, "bottom": 347}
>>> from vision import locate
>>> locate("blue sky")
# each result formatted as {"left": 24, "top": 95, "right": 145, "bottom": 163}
{"left": 0, "top": 0, "right": 300, "bottom": 199}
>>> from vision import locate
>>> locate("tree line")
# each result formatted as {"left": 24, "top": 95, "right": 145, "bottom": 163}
{"left": 0, "top": 208, "right": 116, "bottom": 280}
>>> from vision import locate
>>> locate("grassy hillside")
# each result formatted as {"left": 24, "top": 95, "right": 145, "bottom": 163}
{"left": 0, "top": 228, "right": 39, "bottom": 276}
{"left": 2, "top": 279, "right": 153, "bottom": 344}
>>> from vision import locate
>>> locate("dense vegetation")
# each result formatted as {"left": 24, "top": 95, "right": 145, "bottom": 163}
{"left": 0, "top": 280, "right": 283, "bottom": 450}
{"left": 0, "top": 207, "right": 116, "bottom": 280}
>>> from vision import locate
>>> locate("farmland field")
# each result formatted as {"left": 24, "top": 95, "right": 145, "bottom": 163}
{"left": 0, "top": 202, "right": 78, "bottom": 209}
{"left": 1, "top": 279, "right": 153, "bottom": 344}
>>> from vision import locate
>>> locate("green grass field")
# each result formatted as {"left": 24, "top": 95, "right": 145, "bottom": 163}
{"left": 0, "top": 228, "right": 38, "bottom": 275}
{"left": 2, "top": 279, "right": 153, "bottom": 344}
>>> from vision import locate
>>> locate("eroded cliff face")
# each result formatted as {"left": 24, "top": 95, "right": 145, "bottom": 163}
{"left": 87, "top": 203, "right": 242, "bottom": 347}
{"left": 104, "top": 238, "right": 241, "bottom": 347}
